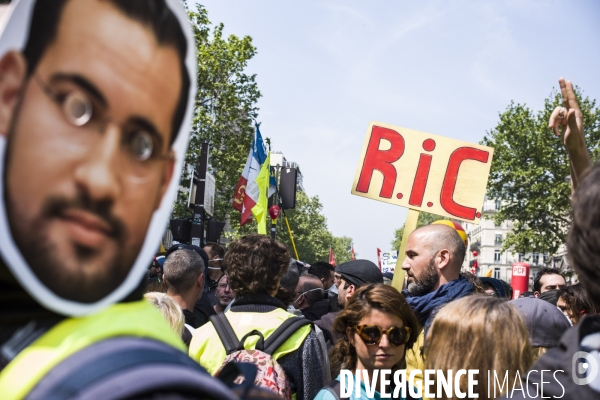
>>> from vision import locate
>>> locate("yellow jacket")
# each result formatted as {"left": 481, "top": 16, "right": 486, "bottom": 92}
{"left": 189, "top": 308, "right": 311, "bottom": 374}
{"left": 0, "top": 300, "right": 184, "bottom": 400}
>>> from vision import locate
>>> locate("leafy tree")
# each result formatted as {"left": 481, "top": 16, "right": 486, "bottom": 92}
{"left": 481, "top": 89, "right": 600, "bottom": 255}
{"left": 331, "top": 236, "right": 354, "bottom": 265}
{"left": 253, "top": 191, "right": 352, "bottom": 264}
{"left": 170, "top": 5, "right": 355, "bottom": 256}
{"left": 172, "top": 4, "right": 261, "bottom": 227}
{"left": 390, "top": 212, "right": 444, "bottom": 250}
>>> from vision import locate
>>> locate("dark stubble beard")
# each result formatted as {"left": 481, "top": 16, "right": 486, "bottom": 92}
{"left": 4, "top": 105, "right": 137, "bottom": 303}
{"left": 6, "top": 192, "right": 135, "bottom": 303}
{"left": 407, "top": 257, "right": 440, "bottom": 296}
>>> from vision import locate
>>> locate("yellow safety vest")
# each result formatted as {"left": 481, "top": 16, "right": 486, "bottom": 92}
{"left": 0, "top": 300, "right": 185, "bottom": 400}
{"left": 189, "top": 308, "right": 311, "bottom": 375}
{"left": 406, "top": 328, "right": 426, "bottom": 399}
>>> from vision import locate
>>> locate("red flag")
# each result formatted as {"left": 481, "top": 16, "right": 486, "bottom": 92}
{"left": 329, "top": 246, "right": 336, "bottom": 266}
{"left": 377, "top": 248, "right": 382, "bottom": 270}
{"left": 351, "top": 244, "right": 355, "bottom": 260}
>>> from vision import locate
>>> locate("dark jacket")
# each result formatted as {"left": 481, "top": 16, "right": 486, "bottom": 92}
{"left": 302, "top": 299, "right": 330, "bottom": 321}
{"left": 193, "top": 291, "right": 216, "bottom": 327}
{"left": 500, "top": 315, "right": 600, "bottom": 399}
{"left": 315, "top": 311, "right": 341, "bottom": 343}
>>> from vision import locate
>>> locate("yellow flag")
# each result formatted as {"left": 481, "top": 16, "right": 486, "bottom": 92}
{"left": 252, "top": 152, "right": 270, "bottom": 234}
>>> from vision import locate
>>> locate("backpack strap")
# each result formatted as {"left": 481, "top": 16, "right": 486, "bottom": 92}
{"left": 238, "top": 330, "right": 266, "bottom": 351}
{"left": 210, "top": 312, "right": 243, "bottom": 354}
{"left": 25, "top": 337, "right": 236, "bottom": 400}
{"left": 263, "top": 317, "right": 312, "bottom": 355}
{"left": 323, "top": 379, "right": 342, "bottom": 400}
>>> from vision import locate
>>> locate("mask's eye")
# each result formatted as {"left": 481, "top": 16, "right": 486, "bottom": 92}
{"left": 129, "top": 131, "right": 154, "bottom": 161}
{"left": 63, "top": 91, "right": 92, "bottom": 126}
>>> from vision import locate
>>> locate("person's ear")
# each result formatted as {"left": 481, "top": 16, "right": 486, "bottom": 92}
{"left": 198, "top": 272, "right": 204, "bottom": 291}
{"left": 153, "top": 149, "right": 175, "bottom": 210}
{"left": 320, "top": 277, "right": 326, "bottom": 286}
{"left": 437, "top": 249, "right": 451, "bottom": 270}
{"left": 346, "top": 284, "right": 356, "bottom": 299}
{"left": 162, "top": 273, "right": 165, "bottom": 282}
{"left": 0, "top": 51, "right": 27, "bottom": 136}
{"left": 534, "top": 291, "right": 540, "bottom": 298}
{"left": 346, "top": 327, "right": 354, "bottom": 345}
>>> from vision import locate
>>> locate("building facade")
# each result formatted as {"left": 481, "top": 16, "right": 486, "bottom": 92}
{"left": 461, "top": 197, "right": 564, "bottom": 290}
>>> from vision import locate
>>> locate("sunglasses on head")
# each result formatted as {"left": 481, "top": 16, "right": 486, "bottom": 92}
{"left": 355, "top": 325, "right": 411, "bottom": 346}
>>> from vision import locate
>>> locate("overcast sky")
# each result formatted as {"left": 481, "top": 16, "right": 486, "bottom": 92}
{"left": 196, "top": 0, "right": 600, "bottom": 263}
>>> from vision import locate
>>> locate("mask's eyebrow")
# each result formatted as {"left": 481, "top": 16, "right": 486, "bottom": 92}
{"left": 49, "top": 73, "right": 107, "bottom": 108}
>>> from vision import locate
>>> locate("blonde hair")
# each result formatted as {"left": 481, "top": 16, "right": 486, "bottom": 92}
{"left": 531, "top": 346, "right": 547, "bottom": 362}
{"left": 425, "top": 295, "right": 533, "bottom": 399}
{"left": 144, "top": 292, "right": 185, "bottom": 336}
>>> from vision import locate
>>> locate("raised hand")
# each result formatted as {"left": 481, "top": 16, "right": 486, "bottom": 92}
{"left": 548, "top": 78, "right": 591, "bottom": 189}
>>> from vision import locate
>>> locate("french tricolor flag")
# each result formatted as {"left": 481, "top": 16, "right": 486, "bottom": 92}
{"left": 232, "top": 125, "right": 268, "bottom": 225}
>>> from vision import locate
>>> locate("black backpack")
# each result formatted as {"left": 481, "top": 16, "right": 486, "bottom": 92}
{"left": 24, "top": 336, "right": 239, "bottom": 400}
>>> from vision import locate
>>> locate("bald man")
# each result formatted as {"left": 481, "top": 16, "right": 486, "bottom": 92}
{"left": 293, "top": 274, "right": 328, "bottom": 321}
{"left": 401, "top": 224, "right": 474, "bottom": 391}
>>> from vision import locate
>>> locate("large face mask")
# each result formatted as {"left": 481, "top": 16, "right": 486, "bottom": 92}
{"left": 0, "top": 0, "right": 196, "bottom": 316}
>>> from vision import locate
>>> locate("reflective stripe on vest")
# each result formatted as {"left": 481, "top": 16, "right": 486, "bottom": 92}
{"left": 0, "top": 300, "right": 185, "bottom": 400}
{"left": 189, "top": 308, "right": 311, "bottom": 375}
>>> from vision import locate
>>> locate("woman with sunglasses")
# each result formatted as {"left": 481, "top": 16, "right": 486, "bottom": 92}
{"left": 315, "top": 283, "right": 421, "bottom": 400}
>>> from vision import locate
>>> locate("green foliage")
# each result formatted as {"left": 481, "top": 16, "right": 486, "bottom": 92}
{"left": 264, "top": 191, "right": 354, "bottom": 264}
{"left": 332, "top": 236, "right": 354, "bottom": 264}
{"left": 172, "top": 4, "right": 261, "bottom": 224}
{"left": 171, "top": 5, "right": 354, "bottom": 257}
{"left": 390, "top": 212, "right": 444, "bottom": 250}
{"left": 481, "top": 89, "right": 600, "bottom": 255}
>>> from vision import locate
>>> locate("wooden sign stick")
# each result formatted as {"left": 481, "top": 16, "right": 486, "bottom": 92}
{"left": 391, "top": 208, "right": 419, "bottom": 291}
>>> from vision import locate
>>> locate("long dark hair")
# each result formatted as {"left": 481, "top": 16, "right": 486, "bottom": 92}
{"left": 558, "top": 283, "right": 597, "bottom": 324}
{"left": 330, "top": 283, "right": 420, "bottom": 375}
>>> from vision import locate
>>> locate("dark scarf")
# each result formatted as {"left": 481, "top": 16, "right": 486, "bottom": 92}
{"left": 229, "top": 292, "right": 288, "bottom": 313}
{"left": 403, "top": 276, "right": 474, "bottom": 332}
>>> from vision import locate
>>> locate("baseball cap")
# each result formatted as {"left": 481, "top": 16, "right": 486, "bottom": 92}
{"left": 512, "top": 297, "right": 571, "bottom": 347}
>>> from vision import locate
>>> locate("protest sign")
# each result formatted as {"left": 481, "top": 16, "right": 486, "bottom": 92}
{"left": 352, "top": 122, "right": 494, "bottom": 224}
{"left": 352, "top": 121, "right": 494, "bottom": 289}
{"left": 381, "top": 250, "right": 398, "bottom": 274}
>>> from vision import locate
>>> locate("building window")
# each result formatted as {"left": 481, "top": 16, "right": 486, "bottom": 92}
{"left": 495, "top": 234, "right": 502, "bottom": 245}
{"left": 494, "top": 268, "right": 501, "bottom": 279}
{"left": 532, "top": 252, "right": 539, "bottom": 265}
{"left": 543, "top": 253, "right": 549, "bottom": 264}
{"left": 518, "top": 253, "right": 525, "bottom": 262}
{"left": 494, "top": 250, "right": 501, "bottom": 263}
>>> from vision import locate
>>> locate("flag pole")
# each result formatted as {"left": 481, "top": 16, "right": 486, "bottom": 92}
{"left": 391, "top": 208, "right": 420, "bottom": 291}
{"left": 283, "top": 214, "right": 300, "bottom": 260}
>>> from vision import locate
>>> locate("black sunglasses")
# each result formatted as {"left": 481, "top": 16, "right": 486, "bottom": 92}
{"left": 355, "top": 325, "right": 411, "bottom": 346}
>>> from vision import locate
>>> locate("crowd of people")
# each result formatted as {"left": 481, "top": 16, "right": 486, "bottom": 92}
{"left": 142, "top": 216, "right": 596, "bottom": 399}
{"left": 132, "top": 77, "right": 600, "bottom": 399}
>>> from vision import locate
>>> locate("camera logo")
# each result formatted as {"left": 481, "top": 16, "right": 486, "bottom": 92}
{"left": 572, "top": 351, "right": 599, "bottom": 385}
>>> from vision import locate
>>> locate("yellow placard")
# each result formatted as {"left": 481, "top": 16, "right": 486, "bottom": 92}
{"left": 352, "top": 122, "right": 494, "bottom": 224}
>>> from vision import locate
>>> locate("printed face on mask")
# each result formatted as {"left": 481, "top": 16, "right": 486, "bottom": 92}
{"left": 0, "top": 0, "right": 193, "bottom": 314}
